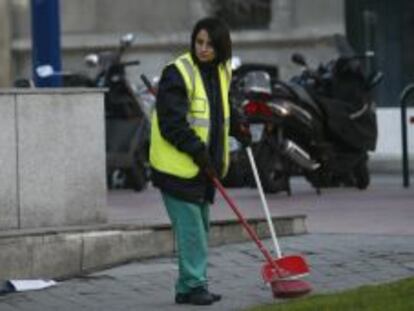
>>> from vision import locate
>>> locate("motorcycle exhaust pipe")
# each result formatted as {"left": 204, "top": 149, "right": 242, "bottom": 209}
{"left": 282, "top": 140, "right": 320, "bottom": 171}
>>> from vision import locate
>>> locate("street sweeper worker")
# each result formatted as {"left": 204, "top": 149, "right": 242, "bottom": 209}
{"left": 149, "top": 16, "right": 251, "bottom": 306}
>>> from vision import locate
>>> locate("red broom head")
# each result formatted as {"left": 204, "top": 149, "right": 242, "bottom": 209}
{"left": 271, "top": 279, "right": 312, "bottom": 299}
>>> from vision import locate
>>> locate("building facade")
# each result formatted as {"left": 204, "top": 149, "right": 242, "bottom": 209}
{"left": 3, "top": 0, "right": 344, "bottom": 85}
{"left": 1, "top": 0, "right": 413, "bottom": 171}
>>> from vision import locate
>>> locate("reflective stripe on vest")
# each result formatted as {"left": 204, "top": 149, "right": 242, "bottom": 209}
{"left": 150, "top": 53, "right": 232, "bottom": 179}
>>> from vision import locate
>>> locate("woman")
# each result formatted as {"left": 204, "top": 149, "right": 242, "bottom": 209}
{"left": 150, "top": 16, "right": 251, "bottom": 306}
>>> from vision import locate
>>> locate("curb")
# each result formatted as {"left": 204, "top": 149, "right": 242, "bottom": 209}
{"left": 0, "top": 215, "right": 307, "bottom": 281}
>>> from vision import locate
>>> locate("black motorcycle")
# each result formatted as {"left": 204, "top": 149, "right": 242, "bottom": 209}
{"left": 274, "top": 51, "right": 383, "bottom": 190}
{"left": 227, "top": 45, "right": 382, "bottom": 193}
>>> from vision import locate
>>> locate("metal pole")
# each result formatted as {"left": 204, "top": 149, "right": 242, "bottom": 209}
{"left": 31, "top": 0, "right": 62, "bottom": 87}
{"left": 400, "top": 84, "right": 414, "bottom": 187}
{"left": 363, "top": 10, "right": 377, "bottom": 76}
{"left": 401, "top": 96, "right": 409, "bottom": 187}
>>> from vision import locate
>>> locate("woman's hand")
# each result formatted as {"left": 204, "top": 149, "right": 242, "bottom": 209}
{"left": 193, "top": 148, "right": 217, "bottom": 178}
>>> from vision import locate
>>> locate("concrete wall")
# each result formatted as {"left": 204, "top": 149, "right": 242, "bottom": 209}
{"left": 271, "top": 0, "right": 344, "bottom": 34}
{"left": 8, "top": 0, "right": 345, "bottom": 84}
{"left": 10, "top": 0, "right": 344, "bottom": 38}
{"left": 0, "top": 89, "right": 107, "bottom": 230}
{"left": 0, "top": 94, "right": 18, "bottom": 229}
{"left": 370, "top": 108, "right": 414, "bottom": 173}
{"left": 0, "top": 0, "right": 12, "bottom": 87}
{"left": 11, "top": 30, "right": 345, "bottom": 90}
{"left": 10, "top": 0, "right": 204, "bottom": 38}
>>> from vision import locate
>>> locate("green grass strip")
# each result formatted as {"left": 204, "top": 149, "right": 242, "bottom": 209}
{"left": 247, "top": 277, "right": 414, "bottom": 311}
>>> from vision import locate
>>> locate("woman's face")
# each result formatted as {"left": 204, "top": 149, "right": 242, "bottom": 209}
{"left": 194, "top": 29, "right": 215, "bottom": 63}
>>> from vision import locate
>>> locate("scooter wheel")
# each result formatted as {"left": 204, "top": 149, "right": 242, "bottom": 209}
{"left": 354, "top": 159, "right": 370, "bottom": 190}
{"left": 128, "top": 162, "right": 148, "bottom": 192}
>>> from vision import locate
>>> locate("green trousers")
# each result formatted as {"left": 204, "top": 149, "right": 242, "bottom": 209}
{"left": 161, "top": 192, "right": 210, "bottom": 294}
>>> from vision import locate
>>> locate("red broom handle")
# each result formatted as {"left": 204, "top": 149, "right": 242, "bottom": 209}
{"left": 211, "top": 176, "right": 276, "bottom": 266}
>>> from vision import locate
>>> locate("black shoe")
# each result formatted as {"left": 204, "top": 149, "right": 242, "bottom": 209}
{"left": 210, "top": 292, "right": 221, "bottom": 302}
{"left": 175, "top": 287, "right": 221, "bottom": 305}
{"left": 175, "top": 293, "right": 191, "bottom": 304}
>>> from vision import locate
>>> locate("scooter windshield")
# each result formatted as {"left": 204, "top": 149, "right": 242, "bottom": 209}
{"left": 243, "top": 71, "right": 272, "bottom": 96}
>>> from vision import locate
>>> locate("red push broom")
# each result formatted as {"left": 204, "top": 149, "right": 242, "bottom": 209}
{"left": 245, "top": 146, "right": 312, "bottom": 298}
{"left": 209, "top": 155, "right": 312, "bottom": 298}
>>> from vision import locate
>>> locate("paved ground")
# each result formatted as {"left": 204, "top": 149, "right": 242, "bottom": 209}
{"left": 1, "top": 234, "right": 413, "bottom": 311}
{"left": 107, "top": 174, "right": 414, "bottom": 235}
{"left": 0, "top": 174, "right": 413, "bottom": 310}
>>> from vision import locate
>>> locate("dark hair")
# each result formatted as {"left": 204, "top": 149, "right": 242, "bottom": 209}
{"left": 191, "top": 17, "right": 232, "bottom": 65}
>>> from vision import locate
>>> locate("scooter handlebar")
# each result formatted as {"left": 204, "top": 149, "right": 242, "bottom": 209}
{"left": 121, "top": 60, "right": 140, "bottom": 67}
{"left": 140, "top": 74, "right": 157, "bottom": 96}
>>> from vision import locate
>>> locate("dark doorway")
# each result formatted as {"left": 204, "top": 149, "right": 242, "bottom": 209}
{"left": 346, "top": 0, "right": 414, "bottom": 107}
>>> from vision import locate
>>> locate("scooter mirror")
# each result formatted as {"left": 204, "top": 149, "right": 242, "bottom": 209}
{"left": 121, "top": 33, "right": 135, "bottom": 46}
{"left": 36, "top": 65, "right": 55, "bottom": 78}
{"left": 85, "top": 54, "right": 99, "bottom": 67}
{"left": 231, "top": 56, "right": 242, "bottom": 70}
{"left": 291, "top": 53, "right": 307, "bottom": 67}
{"left": 366, "top": 71, "right": 383, "bottom": 90}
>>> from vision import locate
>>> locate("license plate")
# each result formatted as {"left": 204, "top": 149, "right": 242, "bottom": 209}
{"left": 250, "top": 124, "right": 264, "bottom": 142}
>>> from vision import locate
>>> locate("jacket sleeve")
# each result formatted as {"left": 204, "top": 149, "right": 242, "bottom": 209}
{"left": 155, "top": 64, "right": 205, "bottom": 158}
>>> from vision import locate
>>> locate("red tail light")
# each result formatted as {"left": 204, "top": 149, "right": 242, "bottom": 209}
{"left": 244, "top": 101, "right": 273, "bottom": 117}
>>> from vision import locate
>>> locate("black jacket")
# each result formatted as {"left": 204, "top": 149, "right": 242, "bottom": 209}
{"left": 151, "top": 58, "right": 244, "bottom": 204}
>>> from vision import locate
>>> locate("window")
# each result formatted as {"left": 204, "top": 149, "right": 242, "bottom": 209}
{"left": 208, "top": 0, "right": 271, "bottom": 30}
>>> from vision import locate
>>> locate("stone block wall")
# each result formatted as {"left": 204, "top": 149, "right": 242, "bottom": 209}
{"left": 0, "top": 89, "right": 107, "bottom": 230}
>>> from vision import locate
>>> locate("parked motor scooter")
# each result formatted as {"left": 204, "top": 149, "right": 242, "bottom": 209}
{"left": 32, "top": 34, "right": 150, "bottom": 191}
{"left": 276, "top": 49, "right": 383, "bottom": 190}
{"left": 226, "top": 41, "right": 382, "bottom": 194}
{"left": 225, "top": 62, "right": 318, "bottom": 193}
{"left": 233, "top": 64, "right": 319, "bottom": 195}
{"left": 88, "top": 34, "right": 150, "bottom": 191}
{"left": 223, "top": 62, "right": 280, "bottom": 188}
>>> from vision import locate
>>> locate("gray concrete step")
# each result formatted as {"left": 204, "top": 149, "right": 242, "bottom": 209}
{"left": 0, "top": 215, "right": 306, "bottom": 281}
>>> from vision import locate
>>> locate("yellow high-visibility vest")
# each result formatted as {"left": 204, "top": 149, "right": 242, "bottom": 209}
{"left": 150, "top": 53, "right": 231, "bottom": 178}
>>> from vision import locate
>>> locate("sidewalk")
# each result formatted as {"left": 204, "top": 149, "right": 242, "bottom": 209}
{"left": 0, "top": 233, "right": 413, "bottom": 311}
{"left": 0, "top": 174, "right": 413, "bottom": 310}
